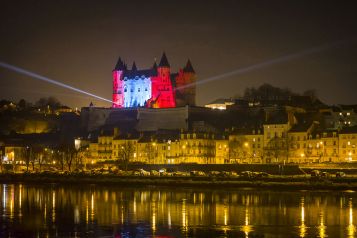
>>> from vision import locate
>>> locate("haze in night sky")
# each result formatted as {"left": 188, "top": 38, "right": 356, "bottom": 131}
{"left": 1, "top": 0, "right": 357, "bottom": 108}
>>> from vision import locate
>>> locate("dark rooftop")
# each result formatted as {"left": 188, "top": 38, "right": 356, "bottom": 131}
{"left": 340, "top": 126, "right": 357, "bottom": 134}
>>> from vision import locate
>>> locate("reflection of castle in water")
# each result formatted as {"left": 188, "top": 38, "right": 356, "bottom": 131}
{"left": 0, "top": 184, "right": 357, "bottom": 237}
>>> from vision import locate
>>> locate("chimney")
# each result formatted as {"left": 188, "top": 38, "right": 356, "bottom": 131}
{"left": 113, "top": 127, "right": 119, "bottom": 137}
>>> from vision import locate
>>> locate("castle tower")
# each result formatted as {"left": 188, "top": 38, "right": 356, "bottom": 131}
{"left": 175, "top": 59, "right": 196, "bottom": 106}
{"left": 150, "top": 52, "right": 176, "bottom": 108}
{"left": 112, "top": 57, "right": 126, "bottom": 108}
{"left": 183, "top": 59, "right": 196, "bottom": 106}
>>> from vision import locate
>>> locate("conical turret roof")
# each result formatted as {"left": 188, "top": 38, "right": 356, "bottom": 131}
{"left": 131, "top": 61, "right": 137, "bottom": 71}
{"left": 114, "top": 57, "right": 126, "bottom": 71}
{"left": 159, "top": 52, "right": 170, "bottom": 67}
{"left": 183, "top": 59, "right": 195, "bottom": 73}
{"left": 152, "top": 60, "right": 158, "bottom": 69}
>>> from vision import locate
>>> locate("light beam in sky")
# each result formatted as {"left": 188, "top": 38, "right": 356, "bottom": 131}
{"left": 0, "top": 61, "right": 113, "bottom": 104}
{"left": 176, "top": 38, "right": 357, "bottom": 90}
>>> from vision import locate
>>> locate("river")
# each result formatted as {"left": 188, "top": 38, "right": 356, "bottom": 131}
{"left": 0, "top": 183, "right": 356, "bottom": 237}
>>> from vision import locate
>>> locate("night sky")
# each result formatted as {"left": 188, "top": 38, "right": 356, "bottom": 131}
{"left": 1, "top": 0, "right": 357, "bottom": 108}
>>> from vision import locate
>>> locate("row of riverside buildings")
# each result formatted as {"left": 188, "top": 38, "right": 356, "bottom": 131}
{"left": 86, "top": 105, "right": 357, "bottom": 165}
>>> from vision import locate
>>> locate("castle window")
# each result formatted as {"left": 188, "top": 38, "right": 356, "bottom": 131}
{"left": 124, "top": 87, "right": 127, "bottom": 92}
{"left": 145, "top": 88, "right": 148, "bottom": 91}
{"left": 138, "top": 88, "right": 140, "bottom": 92}
{"left": 130, "top": 88, "right": 134, "bottom": 92}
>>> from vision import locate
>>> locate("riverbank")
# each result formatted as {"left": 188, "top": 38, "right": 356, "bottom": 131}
{"left": 2, "top": 173, "right": 357, "bottom": 190}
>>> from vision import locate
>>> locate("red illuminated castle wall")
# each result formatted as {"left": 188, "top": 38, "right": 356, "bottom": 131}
{"left": 112, "top": 53, "right": 196, "bottom": 109}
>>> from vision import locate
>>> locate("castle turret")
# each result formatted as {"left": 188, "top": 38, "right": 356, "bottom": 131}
{"left": 183, "top": 59, "right": 196, "bottom": 106}
{"left": 157, "top": 52, "right": 170, "bottom": 78}
{"left": 183, "top": 59, "right": 195, "bottom": 74}
{"left": 150, "top": 52, "right": 176, "bottom": 108}
{"left": 112, "top": 57, "right": 125, "bottom": 108}
{"left": 175, "top": 59, "right": 196, "bottom": 106}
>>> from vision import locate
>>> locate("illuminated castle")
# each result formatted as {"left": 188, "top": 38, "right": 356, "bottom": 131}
{"left": 112, "top": 53, "right": 196, "bottom": 108}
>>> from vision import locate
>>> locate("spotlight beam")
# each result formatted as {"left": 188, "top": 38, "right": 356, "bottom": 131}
{"left": 0, "top": 62, "right": 113, "bottom": 104}
{"left": 176, "top": 38, "right": 357, "bottom": 90}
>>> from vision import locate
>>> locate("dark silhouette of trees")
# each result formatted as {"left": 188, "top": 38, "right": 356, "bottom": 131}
{"left": 264, "top": 136, "right": 289, "bottom": 163}
{"left": 243, "top": 84, "right": 296, "bottom": 101}
{"left": 116, "top": 141, "right": 136, "bottom": 171}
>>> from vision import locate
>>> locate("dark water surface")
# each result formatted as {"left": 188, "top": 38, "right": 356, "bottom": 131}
{"left": 0, "top": 183, "right": 356, "bottom": 238}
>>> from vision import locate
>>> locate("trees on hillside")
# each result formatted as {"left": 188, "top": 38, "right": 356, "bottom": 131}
{"left": 242, "top": 83, "right": 318, "bottom": 102}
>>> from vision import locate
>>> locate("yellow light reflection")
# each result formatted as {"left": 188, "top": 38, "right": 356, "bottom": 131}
{"left": 182, "top": 199, "right": 188, "bottom": 233}
{"left": 52, "top": 190, "right": 56, "bottom": 222}
{"left": 2, "top": 184, "right": 6, "bottom": 210}
{"left": 133, "top": 196, "right": 136, "bottom": 214}
{"left": 151, "top": 201, "right": 157, "bottom": 234}
{"left": 44, "top": 203, "right": 47, "bottom": 221}
{"left": 168, "top": 203, "right": 172, "bottom": 229}
{"left": 18, "top": 186, "right": 22, "bottom": 218}
{"left": 241, "top": 207, "right": 253, "bottom": 238}
{"left": 85, "top": 200, "right": 89, "bottom": 224}
{"left": 347, "top": 198, "right": 356, "bottom": 238}
{"left": 10, "top": 185, "right": 14, "bottom": 220}
{"left": 224, "top": 205, "right": 228, "bottom": 226}
{"left": 299, "top": 197, "right": 307, "bottom": 237}
{"left": 318, "top": 211, "right": 326, "bottom": 238}
{"left": 91, "top": 193, "right": 95, "bottom": 221}
{"left": 74, "top": 206, "right": 80, "bottom": 224}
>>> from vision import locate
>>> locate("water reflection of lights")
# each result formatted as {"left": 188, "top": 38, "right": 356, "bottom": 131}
{"left": 241, "top": 207, "right": 253, "bottom": 238}
{"left": 299, "top": 197, "right": 307, "bottom": 238}
{"left": 133, "top": 196, "right": 136, "bottom": 214}
{"left": 168, "top": 203, "right": 172, "bottom": 229}
{"left": 318, "top": 211, "right": 327, "bottom": 238}
{"left": 121, "top": 205, "right": 124, "bottom": 225}
{"left": 18, "top": 185, "right": 23, "bottom": 221}
{"left": 6, "top": 186, "right": 357, "bottom": 237}
{"left": 347, "top": 198, "right": 356, "bottom": 238}
{"left": 52, "top": 190, "right": 56, "bottom": 222}
{"left": 3, "top": 184, "right": 6, "bottom": 212}
{"left": 182, "top": 199, "right": 188, "bottom": 232}
{"left": 85, "top": 200, "right": 89, "bottom": 224}
{"left": 10, "top": 185, "right": 14, "bottom": 220}
{"left": 222, "top": 205, "right": 229, "bottom": 237}
{"left": 224, "top": 205, "right": 228, "bottom": 226}
{"left": 44, "top": 203, "right": 47, "bottom": 221}
{"left": 91, "top": 193, "right": 95, "bottom": 221}
{"left": 151, "top": 201, "right": 157, "bottom": 233}
{"left": 74, "top": 206, "right": 80, "bottom": 224}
